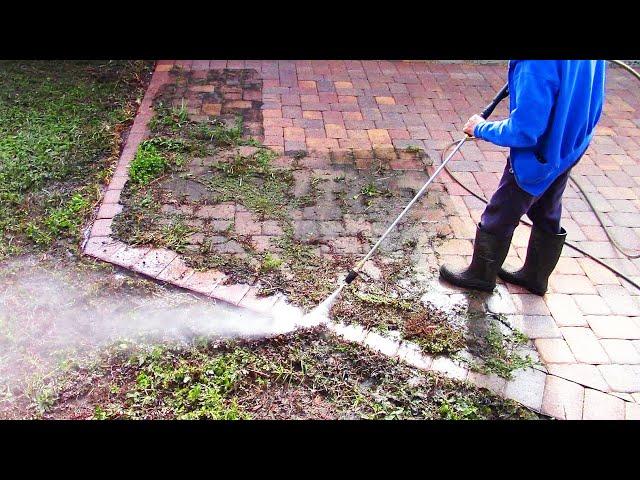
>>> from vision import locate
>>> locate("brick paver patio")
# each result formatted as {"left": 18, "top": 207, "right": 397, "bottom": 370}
{"left": 84, "top": 60, "right": 640, "bottom": 420}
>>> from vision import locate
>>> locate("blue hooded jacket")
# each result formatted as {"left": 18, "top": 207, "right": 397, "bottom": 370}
{"left": 474, "top": 60, "right": 607, "bottom": 196}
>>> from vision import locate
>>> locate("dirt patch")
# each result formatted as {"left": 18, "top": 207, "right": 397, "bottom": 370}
{"left": 111, "top": 66, "right": 440, "bottom": 313}
{"left": 41, "top": 328, "right": 544, "bottom": 420}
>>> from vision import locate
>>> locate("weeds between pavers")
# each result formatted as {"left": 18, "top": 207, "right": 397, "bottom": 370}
{"left": 329, "top": 257, "right": 535, "bottom": 379}
{"left": 1, "top": 256, "right": 541, "bottom": 420}
{"left": 40, "top": 328, "right": 542, "bottom": 420}
{"left": 112, "top": 71, "right": 534, "bottom": 380}
{"left": 113, "top": 87, "right": 353, "bottom": 307}
{"left": 331, "top": 268, "right": 466, "bottom": 357}
{"left": 0, "top": 61, "right": 154, "bottom": 259}
{"left": 460, "top": 312, "right": 537, "bottom": 380}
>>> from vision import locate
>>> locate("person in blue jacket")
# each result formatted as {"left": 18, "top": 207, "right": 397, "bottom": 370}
{"left": 440, "top": 60, "right": 607, "bottom": 295}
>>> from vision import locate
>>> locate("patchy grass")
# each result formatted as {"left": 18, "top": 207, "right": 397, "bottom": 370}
{"left": 462, "top": 313, "right": 537, "bottom": 380}
{"left": 150, "top": 100, "right": 244, "bottom": 149}
{"left": 437, "top": 394, "right": 486, "bottom": 420}
{"left": 147, "top": 102, "right": 189, "bottom": 133}
{"left": 205, "top": 147, "right": 294, "bottom": 220}
{"left": 0, "top": 254, "right": 169, "bottom": 419}
{"left": 116, "top": 135, "right": 534, "bottom": 383}
{"left": 0, "top": 60, "right": 153, "bottom": 258}
{"left": 26, "top": 193, "right": 92, "bottom": 247}
{"left": 40, "top": 328, "right": 542, "bottom": 420}
{"left": 129, "top": 142, "right": 168, "bottom": 185}
{"left": 10, "top": 257, "right": 533, "bottom": 421}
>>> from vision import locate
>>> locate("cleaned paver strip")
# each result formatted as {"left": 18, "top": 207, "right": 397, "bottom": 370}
{"left": 84, "top": 60, "right": 640, "bottom": 419}
{"left": 541, "top": 375, "right": 585, "bottom": 420}
{"left": 583, "top": 388, "right": 626, "bottom": 420}
{"left": 545, "top": 293, "right": 587, "bottom": 327}
{"left": 600, "top": 339, "right": 640, "bottom": 364}
{"left": 562, "top": 327, "right": 611, "bottom": 364}
{"left": 534, "top": 338, "right": 577, "bottom": 364}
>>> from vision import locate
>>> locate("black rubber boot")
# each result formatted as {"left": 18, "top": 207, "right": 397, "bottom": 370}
{"left": 498, "top": 226, "right": 567, "bottom": 296}
{"left": 439, "top": 225, "right": 513, "bottom": 292}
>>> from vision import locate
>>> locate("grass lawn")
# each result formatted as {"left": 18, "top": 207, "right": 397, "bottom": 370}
{"left": 0, "top": 60, "right": 154, "bottom": 258}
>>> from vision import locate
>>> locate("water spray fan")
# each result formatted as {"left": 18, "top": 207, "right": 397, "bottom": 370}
{"left": 343, "top": 82, "right": 510, "bottom": 286}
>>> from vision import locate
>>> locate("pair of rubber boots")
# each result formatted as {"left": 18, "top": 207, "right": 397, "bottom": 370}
{"left": 439, "top": 224, "right": 567, "bottom": 296}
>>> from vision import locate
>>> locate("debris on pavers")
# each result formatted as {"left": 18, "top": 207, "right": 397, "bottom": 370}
{"left": 107, "top": 65, "right": 538, "bottom": 385}
{"left": 64, "top": 329, "right": 541, "bottom": 420}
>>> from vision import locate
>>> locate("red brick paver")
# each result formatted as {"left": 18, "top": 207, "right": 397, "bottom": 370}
{"left": 84, "top": 60, "right": 640, "bottom": 419}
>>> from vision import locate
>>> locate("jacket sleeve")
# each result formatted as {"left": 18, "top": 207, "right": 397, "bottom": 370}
{"left": 474, "top": 63, "right": 558, "bottom": 148}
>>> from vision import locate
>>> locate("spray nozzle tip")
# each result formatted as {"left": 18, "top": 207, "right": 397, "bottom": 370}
{"left": 345, "top": 270, "right": 358, "bottom": 284}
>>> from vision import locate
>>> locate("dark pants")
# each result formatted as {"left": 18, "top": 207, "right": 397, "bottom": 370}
{"left": 480, "top": 158, "right": 571, "bottom": 238}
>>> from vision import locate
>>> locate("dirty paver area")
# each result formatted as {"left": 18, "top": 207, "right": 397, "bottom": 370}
{"left": 111, "top": 66, "right": 439, "bottom": 305}
{"left": 0, "top": 256, "right": 540, "bottom": 420}
{"left": 108, "top": 66, "right": 537, "bottom": 381}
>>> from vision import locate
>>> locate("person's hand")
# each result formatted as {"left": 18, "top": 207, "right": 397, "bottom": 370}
{"left": 463, "top": 114, "right": 485, "bottom": 137}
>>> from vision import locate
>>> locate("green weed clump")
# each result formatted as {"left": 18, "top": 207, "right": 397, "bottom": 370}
{"left": 129, "top": 142, "right": 168, "bottom": 185}
{"left": 111, "top": 346, "right": 249, "bottom": 420}
{"left": 465, "top": 319, "right": 535, "bottom": 380}
{"left": 260, "top": 252, "right": 283, "bottom": 272}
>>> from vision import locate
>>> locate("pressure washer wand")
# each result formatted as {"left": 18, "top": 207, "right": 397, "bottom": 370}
{"left": 344, "top": 82, "right": 509, "bottom": 284}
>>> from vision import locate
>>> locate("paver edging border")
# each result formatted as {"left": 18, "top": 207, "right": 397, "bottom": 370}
{"left": 80, "top": 60, "right": 639, "bottom": 420}
{"left": 81, "top": 62, "right": 274, "bottom": 314}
